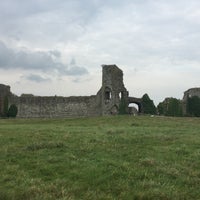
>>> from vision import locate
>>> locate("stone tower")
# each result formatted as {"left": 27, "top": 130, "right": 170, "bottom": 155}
{"left": 99, "top": 64, "right": 129, "bottom": 115}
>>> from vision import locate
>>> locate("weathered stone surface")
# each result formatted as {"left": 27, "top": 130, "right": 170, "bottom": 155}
{"left": 99, "top": 65, "right": 129, "bottom": 115}
{"left": 182, "top": 87, "right": 200, "bottom": 115}
{"left": 0, "top": 65, "right": 142, "bottom": 118}
{"left": 0, "top": 84, "right": 11, "bottom": 116}
{"left": 10, "top": 95, "right": 100, "bottom": 118}
{"left": 183, "top": 88, "right": 200, "bottom": 100}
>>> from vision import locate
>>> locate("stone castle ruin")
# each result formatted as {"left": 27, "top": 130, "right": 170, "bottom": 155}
{"left": 182, "top": 87, "right": 200, "bottom": 115}
{"left": 0, "top": 65, "right": 143, "bottom": 118}
{"left": 183, "top": 88, "right": 200, "bottom": 101}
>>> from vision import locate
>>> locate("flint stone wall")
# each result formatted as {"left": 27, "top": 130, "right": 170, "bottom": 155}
{"left": 11, "top": 95, "right": 101, "bottom": 118}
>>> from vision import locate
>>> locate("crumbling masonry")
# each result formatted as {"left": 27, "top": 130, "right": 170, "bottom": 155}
{"left": 182, "top": 87, "right": 200, "bottom": 115}
{"left": 0, "top": 65, "right": 143, "bottom": 118}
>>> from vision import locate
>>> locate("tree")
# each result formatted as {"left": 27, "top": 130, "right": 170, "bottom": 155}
{"left": 157, "top": 98, "right": 183, "bottom": 117}
{"left": 118, "top": 99, "right": 128, "bottom": 115}
{"left": 141, "top": 94, "right": 157, "bottom": 115}
{"left": 157, "top": 102, "right": 165, "bottom": 115}
{"left": 187, "top": 96, "right": 200, "bottom": 117}
{"left": 7, "top": 104, "right": 18, "bottom": 118}
{"left": 166, "top": 98, "right": 183, "bottom": 117}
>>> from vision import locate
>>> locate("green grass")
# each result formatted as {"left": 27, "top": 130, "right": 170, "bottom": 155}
{"left": 0, "top": 116, "right": 200, "bottom": 200}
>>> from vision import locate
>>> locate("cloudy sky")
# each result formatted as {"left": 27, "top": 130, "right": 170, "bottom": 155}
{"left": 0, "top": 0, "right": 200, "bottom": 104}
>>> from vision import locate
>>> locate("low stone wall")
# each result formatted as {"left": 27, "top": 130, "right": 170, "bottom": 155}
{"left": 11, "top": 95, "right": 101, "bottom": 118}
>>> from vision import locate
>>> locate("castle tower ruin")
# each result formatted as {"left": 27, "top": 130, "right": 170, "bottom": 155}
{"left": 99, "top": 65, "right": 129, "bottom": 115}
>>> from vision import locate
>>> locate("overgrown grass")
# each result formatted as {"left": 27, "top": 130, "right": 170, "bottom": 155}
{"left": 0, "top": 116, "right": 200, "bottom": 199}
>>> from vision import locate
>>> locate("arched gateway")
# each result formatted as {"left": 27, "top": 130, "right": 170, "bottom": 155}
{"left": 128, "top": 97, "right": 143, "bottom": 113}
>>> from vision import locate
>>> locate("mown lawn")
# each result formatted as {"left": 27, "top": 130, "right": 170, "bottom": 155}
{"left": 0, "top": 116, "right": 200, "bottom": 200}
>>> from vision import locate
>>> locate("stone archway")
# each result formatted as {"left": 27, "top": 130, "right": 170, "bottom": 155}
{"left": 128, "top": 97, "right": 143, "bottom": 113}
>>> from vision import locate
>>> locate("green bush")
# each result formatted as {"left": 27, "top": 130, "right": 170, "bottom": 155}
{"left": 7, "top": 104, "right": 18, "bottom": 118}
{"left": 141, "top": 94, "right": 157, "bottom": 114}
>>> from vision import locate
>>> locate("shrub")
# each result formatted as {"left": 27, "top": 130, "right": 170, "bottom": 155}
{"left": 7, "top": 104, "right": 18, "bottom": 118}
{"left": 141, "top": 94, "right": 157, "bottom": 114}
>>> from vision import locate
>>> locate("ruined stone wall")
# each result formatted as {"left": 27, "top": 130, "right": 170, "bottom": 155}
{"left": 100, "top": 65, "right": 129, "bottom": 115}
{"left": 183, "top": 88, "right": 200, "bottom": 101}
{"left": 11, "top": 95, "right": 101, "bottom": 118}
{"left": 182, "top": 88, "right": 200, "bottom": 115}
{"left": 1, "top": 64, "right": 137, "bottom": 118}
{"left": 0, "top": 84, "right": 11, "bottom": 116}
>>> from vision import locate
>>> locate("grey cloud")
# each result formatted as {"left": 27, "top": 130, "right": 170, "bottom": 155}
{"left": 0, "top": 41, "right": 62, "bottom": 71}
{"left": 0, "top": 42, "right": 14, "bottom": 67}
{"left": 67, "top": 58, "right": 88, "bottom": 76}
{"left": 49, "top": 50, "right": 61, "bottom": 58}
{"left": 1, "top": 0, "right": 200, "bottom": 73}
{"left": 0, "top": 0, "right": 95, "bottom": 44}
{"left": 0, "top": 41, "right": 88, "bottom": 76}
{"left": 67, "top": 66, "right": 88, "bottom": 76}
{"left": 78, "top": 0, "right": 200, "bottom": 70}
{"left": 0, "top": 0, "right": 58, "bottom": 18}
{"left": 25, "top": 74, "right": 51, "bottom": 82}
{"left": 0, "top": 0, "right": 152, "bottom": 45}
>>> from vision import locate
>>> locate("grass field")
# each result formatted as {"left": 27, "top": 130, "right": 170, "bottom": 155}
{"left": 0, "top": 115, "right": 200, "bottom": 200}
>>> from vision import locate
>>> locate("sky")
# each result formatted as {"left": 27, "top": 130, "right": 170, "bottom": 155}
{"left": 0, "top": 0, "right": 200, "bottom": 105}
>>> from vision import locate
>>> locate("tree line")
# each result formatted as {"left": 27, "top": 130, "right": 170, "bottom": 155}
{"left": 140, "top": 94, "right": 200, "bottom": 117}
